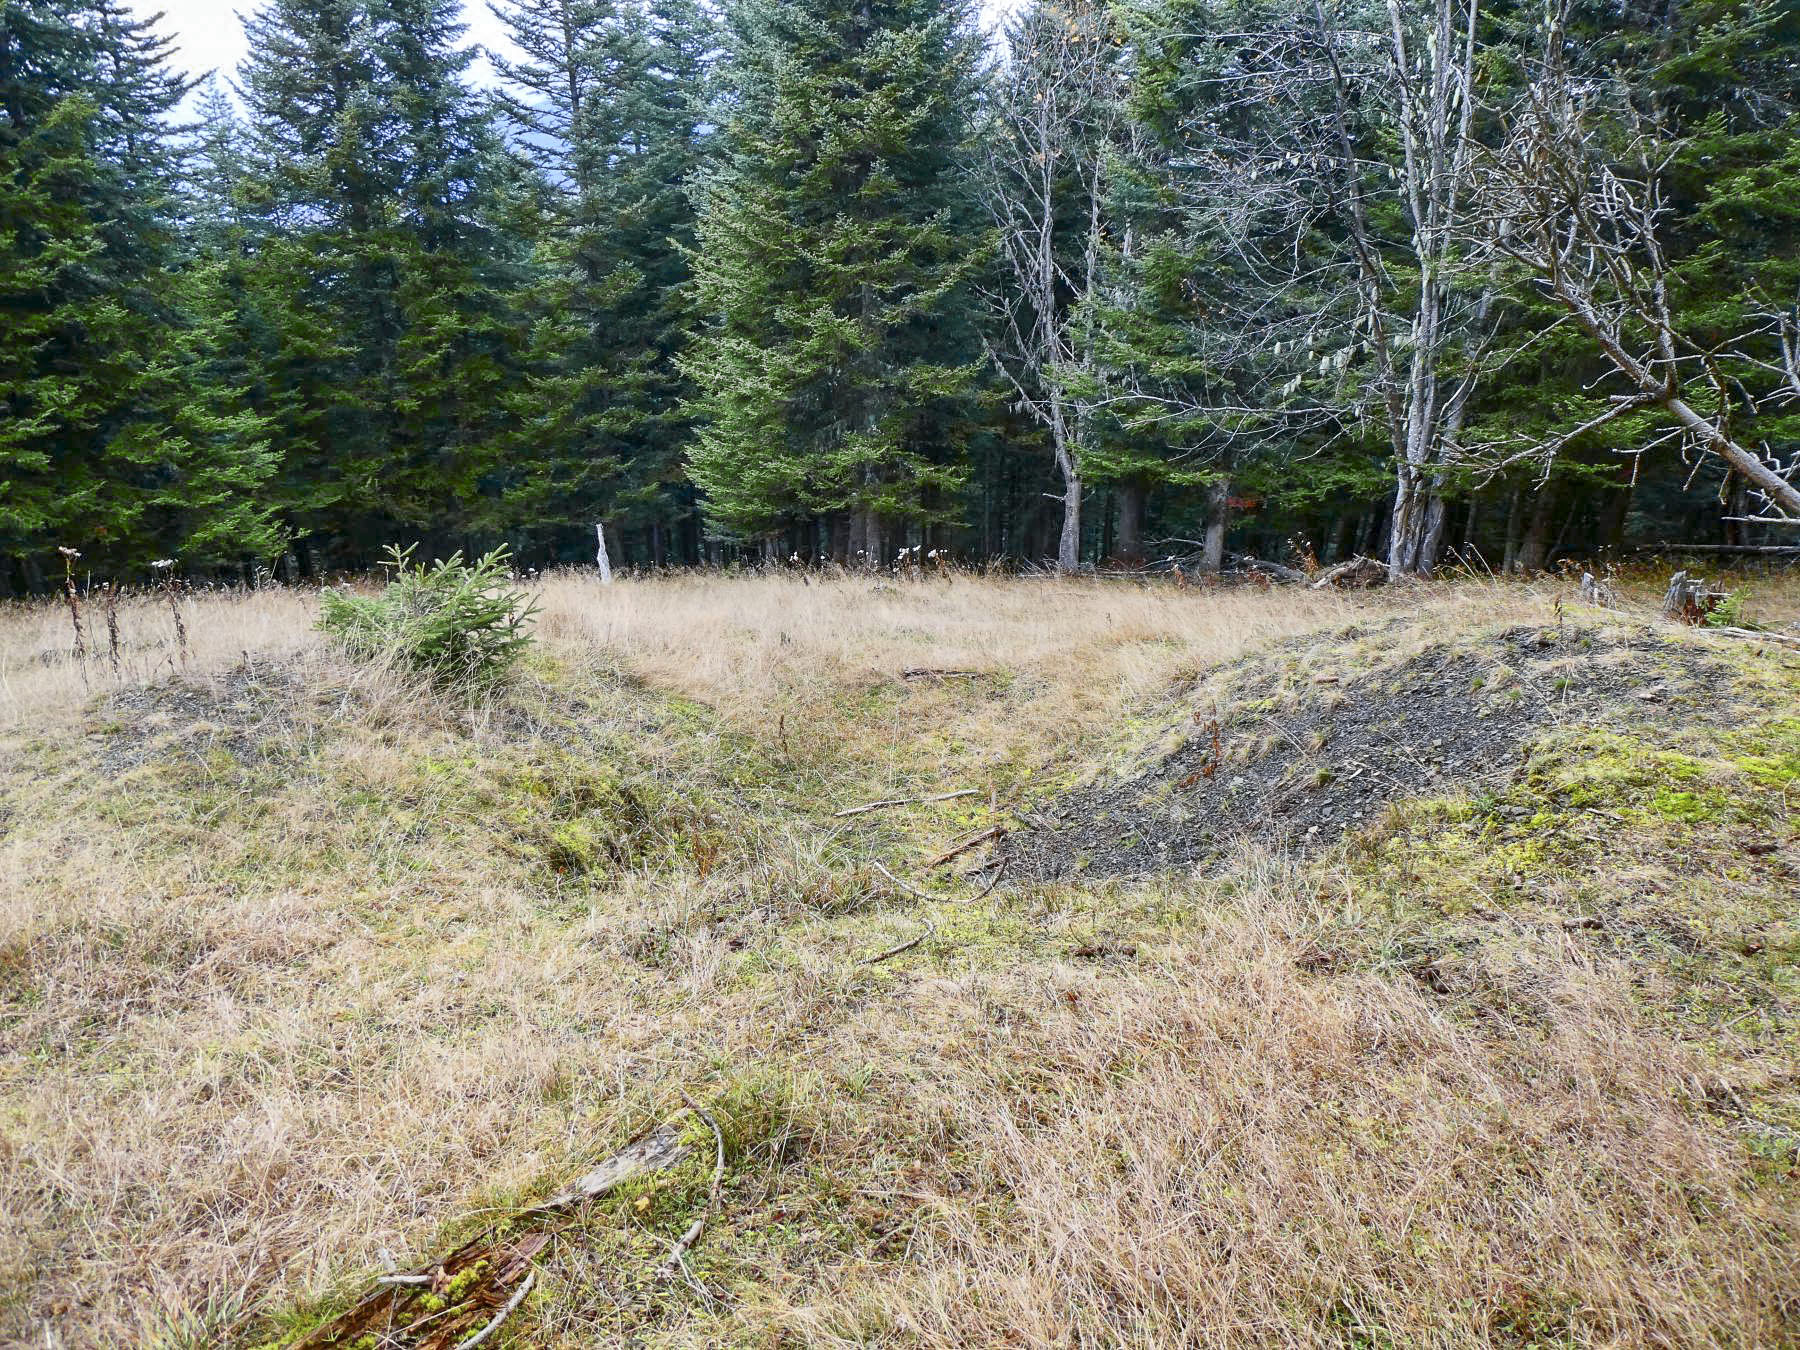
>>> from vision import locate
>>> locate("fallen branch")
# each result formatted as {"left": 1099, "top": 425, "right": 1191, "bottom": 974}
{"left": 836, "top": 797, "right": 910, "bottom": 817}
{"left": 902, "top": 667, "right": 983, "bottom": 680}
{"left": 1629, "top": 543, "right": 1800, "bottom": 555}
{"left": 861, "top": 920, "right": 936, "bottom": 964}
{"left": 1707, "top": 626, "right": 1800, "bottom": 650}
{"left": 874, "top": 857, "right": 1009, "bottom": 905}
{"left": 452, "top": 1272, "right": 533, "bottom": 1350}
{"left": 659, "top": 1095, "right": 726, "bottom": 1281}
{"left": 524, "top": 1122, "right": 689, "bottom": 1216}
{"left": 872, "top": 859, "right": 938, "bottom": 899}
{"left": 836, "top": 789, "right": 978, "bottom": 818}
{"left": 1311, "top": 556, "right": 1386, "bottom": 590}
{"left": 967, "top": 857, "right": 1010, "bottom": 902}
{"left": 1231, "top": 554, "right": 1310, "bottom": 584}
{"left": 926, "top": 825, "right": 1006, "bottom": 869}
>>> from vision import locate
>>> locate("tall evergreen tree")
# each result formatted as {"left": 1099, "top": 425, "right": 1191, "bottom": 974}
{"left": 684, "top": 0, "right": 986, "bottom": 562}
{"left": 1, "top": 0, "right": 278, "bottom": 588}
{"left": 238, "top": 0, "right": 526, "bottom": 567}
{"left": 491, "top": 0, "right": 713, "bottom": 565}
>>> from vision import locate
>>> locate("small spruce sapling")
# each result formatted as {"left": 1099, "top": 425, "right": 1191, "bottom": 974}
{"left": 319, "top": 545, "right": 540, "bottom": 686}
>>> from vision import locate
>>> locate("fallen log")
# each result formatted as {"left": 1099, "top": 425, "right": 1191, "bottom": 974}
{"left": 453, "top": 1272, "right": 534, "bottom": 1350}
{"left": 289, "top": 1120, "right": 696, "bottom": 1349}
{"left": 1706, "top": 625, "right": 1800, "bottom": 650}
{"left": 1629, "top": 543, "right": 1800, "bottom": 555}
{"left": 1229, "top": 554, "right": 1310, "bottom": 584}
{"left": 1311, "top": 556, "right": 1387, "bottom": 590}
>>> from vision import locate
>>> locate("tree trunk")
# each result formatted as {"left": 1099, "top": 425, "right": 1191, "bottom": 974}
{"left": 863, "top": 510, "right": 884, "bottom": 571}
{"left": 595, "top": 523, "right": 614, "bottom": 583}
{"left": 1326, "top": 514, "right": 1353, "bottom": 565}
{"left": 1388, "top": 469, "right": 1446, "bottom": 578}
{"left": 1419, "top": 492, "right": 1449, "bottom": 573}
{"left": 1199, "top": 478, "right": 1230, "bottom": 573}
{"left": 1114, "top": 479, "right": 1146, "bottom": 563}
{"left": 1596, "top": 462, "right": 1634, "bottom": 557}
{"left": 848, "top": 510, "right": 867, "bottom": 567}
{"left": 1723, "top": 473, "right": 1749, "bottom": 548}
{"left": 1514, "top": 486, "right": 1556, "bottom": 574}
{"left": 1360, "top": 505, "right": 1387, "bottom": 558}
{"left": 1057, "top": 475, "right": 1082, "bottom": 573}
{"left": 1501, "top": 487, "right": 1523, "bottom": 572}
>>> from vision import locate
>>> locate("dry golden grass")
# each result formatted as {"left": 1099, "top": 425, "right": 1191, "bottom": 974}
{"left": 1, "top": 570, "right": 1795, "bottom": 1348}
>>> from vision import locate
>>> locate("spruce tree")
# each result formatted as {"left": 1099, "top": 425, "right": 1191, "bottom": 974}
{"left": 492, "top": 0, "right": 713, "bottom": 565}
{"left": 239, "top": 0, "right": 525, "bottom": 566}
{"left": 684, "top": 0, "right": 986, "bottom": 561}
{"left": 1, "top": 0, "right": 278, "bottom": 586}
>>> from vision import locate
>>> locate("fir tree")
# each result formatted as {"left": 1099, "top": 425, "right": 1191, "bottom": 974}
{"left": 1, "top": 0, "right": 278, "bottom": 584}
{"left": 491, "top": 0, "right": 714, "bottom": 564}
{"left": 239, "top": 0, "right": 526, "bottom": 565}
{"left": 684, "top": 0, "right": 986, "bottom": 561}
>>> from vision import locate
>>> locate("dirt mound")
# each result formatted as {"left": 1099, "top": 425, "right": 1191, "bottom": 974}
{"left": 89, "top": 658, "right": 338, "bottom": 774}
{"left": 1010, "top": 623, "right": 1731, "bottom": 880}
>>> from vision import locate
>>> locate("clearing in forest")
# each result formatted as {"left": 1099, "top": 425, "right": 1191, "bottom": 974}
{"left": 1, "top": 572, "right": 1796, "bottom": 1348}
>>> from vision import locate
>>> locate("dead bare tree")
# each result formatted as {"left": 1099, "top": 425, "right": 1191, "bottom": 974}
{"left": 1367, "top": 0, "right": 1495, "bottom": 574}
{"left": 1474, "top": 0, "right": 1800, "bottom": 526}
{"left": 1089, "top": 0, "right": 1501, "bottom": 578}
{"left": 980, "top": 0, "right": 1124, "bottom": 574}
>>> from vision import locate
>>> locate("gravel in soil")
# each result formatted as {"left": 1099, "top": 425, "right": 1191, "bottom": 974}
{"left": 1009, "top": 624, "right": 1733, "bottom": 880}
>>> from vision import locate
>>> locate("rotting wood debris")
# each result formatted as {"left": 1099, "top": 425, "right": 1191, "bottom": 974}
{"left": 282, "top": 1111, "right": 720, "bottom": 1349}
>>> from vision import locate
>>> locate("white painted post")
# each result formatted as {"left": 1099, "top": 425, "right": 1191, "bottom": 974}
{"left": 595, "top": 522, "right": 614, "bottom": 585}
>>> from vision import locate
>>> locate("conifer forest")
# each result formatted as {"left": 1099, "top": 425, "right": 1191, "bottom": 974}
{"left": 3, "top": 0, "right": 1799, "bottom": 584}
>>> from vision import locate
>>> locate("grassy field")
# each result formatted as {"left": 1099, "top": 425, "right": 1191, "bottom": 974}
{"left": 2, "top": 569, "right": 1797, "bottom": 1347}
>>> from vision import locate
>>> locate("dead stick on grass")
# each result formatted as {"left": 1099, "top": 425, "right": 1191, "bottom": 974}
{"left": 835, "top": 789, "right": 978, "bottom": 818}
{"left": 1707, "top": 626, "right": 1800, "bottom": 650}
{"left": 862, "top": 919, "right": 936, "bottom": 964}
{"left": 659, "top": 1094, "right": 726, "bottom": 1281}
{"left": 871, "top": 859, "right": 938, "bottom": 900}
{"left": 926, "top": 825, "right": 1005, "bottom": 869}
{"left": 452, "top": 1271, "right": 533, "bottom": 1350}
{"left": 873, "top": 857, "right": 1009, "bottom": 905}
{"left": 969, "top": 859, "right": 1009, "bottom": 901}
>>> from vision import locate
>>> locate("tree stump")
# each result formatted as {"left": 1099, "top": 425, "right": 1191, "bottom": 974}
{"left": 1660, "top": 570, "right": 1724, "bottom": 623}
{"left": 1579, "top": 572, "right": 1618, "bottom": 608}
